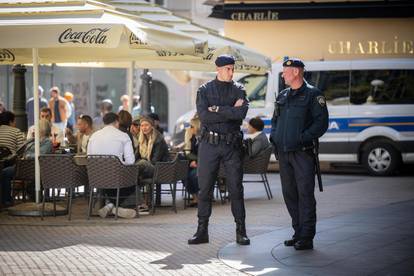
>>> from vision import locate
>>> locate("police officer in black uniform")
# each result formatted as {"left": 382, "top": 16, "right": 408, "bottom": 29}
{"left": 270, "top": 58, "right": 329, "bottom": 250}
{"left": 188, "top": 54, "right": 250, "bottom": 246}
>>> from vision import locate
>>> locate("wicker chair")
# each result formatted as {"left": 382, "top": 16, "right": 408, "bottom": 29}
{"left": 242, "top": 146, "right": 274, "bottom": 200}
{"left": 0, "top": 146, "right": 12, "bottom": 160}
{"left": 86, "top": 155, "right": 139, "bottom": 220}
{"left": 11, "top": 158, "right": 35, "bottom": 202}
{"left": 39, "top": 154, "right": 88, "bottom": 220}
{"left": 148, "top": 158, "right": 178, "bottom": 214}
{"left": 0, "top": 146, "right": 12, "bottom": 207}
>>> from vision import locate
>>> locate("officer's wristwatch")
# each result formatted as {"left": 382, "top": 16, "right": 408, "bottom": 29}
{"left": 211, "top": 105, "right": 219, "bottom": 112}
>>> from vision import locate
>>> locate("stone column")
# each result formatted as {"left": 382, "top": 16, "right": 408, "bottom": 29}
{"left": 140, "top": 69, "right": 152, "bottom": 115}
{"left": 12, "top": 65, "right": 27, "bottom": 132}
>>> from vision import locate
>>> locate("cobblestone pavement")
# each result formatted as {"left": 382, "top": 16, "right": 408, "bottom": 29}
{"left": 1, "top": 173, "right": 413, "bottom": 275}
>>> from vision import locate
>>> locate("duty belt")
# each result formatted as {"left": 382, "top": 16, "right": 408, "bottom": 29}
{"left": 202, "top": 131, "right": 241, "bottom": 145}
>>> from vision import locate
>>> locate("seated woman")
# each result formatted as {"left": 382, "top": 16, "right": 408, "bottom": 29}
{"left": 135, "top": 116, "right": 169, "bottom": 210}
{"left": 246, "top": 117, "right": 270, "bottom": 158}
{"left": 183, "top": 114, "right": 200, "bottom": 207}
{"left": 0, "top": 119, "right": 53, "bottom": 205}
{"left": 135, "top": 115, "right": 169, "bottom": 177}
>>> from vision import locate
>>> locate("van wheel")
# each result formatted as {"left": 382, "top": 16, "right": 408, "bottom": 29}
{"left": 361, "top": 141, "right": 400, "bottom": 176}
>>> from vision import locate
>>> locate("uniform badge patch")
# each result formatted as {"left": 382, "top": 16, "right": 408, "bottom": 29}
{"left": 317, "top": 96, "right": 326, "bottom": 107}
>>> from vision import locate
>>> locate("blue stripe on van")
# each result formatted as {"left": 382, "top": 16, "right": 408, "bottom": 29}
{"left": 253, "top": 116, "right": 414, "bottom": 134}
{"left": 329, "top": 117, "right": 414, "bottom": 132}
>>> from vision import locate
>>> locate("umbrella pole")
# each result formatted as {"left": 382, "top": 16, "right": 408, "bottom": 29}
{"left": 127, "top": 61, "right": 135, "bottom": 113}
{"left": 32, "top": 48, "right": 41, "bottom": 204}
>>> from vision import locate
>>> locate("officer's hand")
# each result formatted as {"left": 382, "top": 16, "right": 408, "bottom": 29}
{"left": 234, "top": 99, "right": 244, "bottom": 107}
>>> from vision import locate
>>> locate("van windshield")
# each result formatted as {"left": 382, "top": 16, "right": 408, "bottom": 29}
{"left": 238, "top": 74, "right": 267, "bottom": 108}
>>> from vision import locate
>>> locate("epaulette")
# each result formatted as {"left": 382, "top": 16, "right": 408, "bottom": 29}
{"left": 280, "top": 87, "right": 289, "bottom": 96}
{"left": 199, "top": 80, "right": 214, "bottom": 92}
{"left": 233, "top": 81, "right": 245, "bottom": 90}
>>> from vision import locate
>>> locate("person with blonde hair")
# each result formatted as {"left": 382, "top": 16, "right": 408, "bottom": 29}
{"left": 183, "top": 114, "right": 201, "bottom": 207}
{"left": 24, "top": 119, "right": 53, "bottom": 158}
{"left": 135, "top": 115, "right": 169, "bottom": 178}
{"left": 118, "top": 94, "right": 130, "bottom": 112}
{"left": 64, "top": 91, "right": 76, "bottom": 131}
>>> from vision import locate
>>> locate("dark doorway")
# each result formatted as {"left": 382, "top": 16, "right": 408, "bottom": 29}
{"left": 141, "top": 79, "right": 169, "bottom": 132}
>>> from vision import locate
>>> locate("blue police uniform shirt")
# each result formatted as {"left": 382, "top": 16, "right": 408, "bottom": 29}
{"left": 270, "top": 81, "right": 329, "bottom": 152}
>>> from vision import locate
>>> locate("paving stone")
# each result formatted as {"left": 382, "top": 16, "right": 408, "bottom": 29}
{"left": 0, "top": 173, "right": 413, "bottom": 275}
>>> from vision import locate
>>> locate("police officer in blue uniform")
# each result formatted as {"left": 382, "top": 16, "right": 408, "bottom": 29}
{"left": 270, "top": 58, "right": 329, "bottom": 250}
{"left": 188, "top": 54, "right": 250, "bottom": 246}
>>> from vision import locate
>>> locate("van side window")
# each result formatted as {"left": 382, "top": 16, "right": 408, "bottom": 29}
{"left": 350, "top": 70, "right": 414, "bottom": 105}
{"left": 238, "top": 74, "right": 267, "bottom": 108}
{"left": 305, "top": 71, "right": 350, "bottom": 105}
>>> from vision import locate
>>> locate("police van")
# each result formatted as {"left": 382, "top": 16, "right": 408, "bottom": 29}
{"left": 173, "top": 58, "right": 414, "bottom": 176}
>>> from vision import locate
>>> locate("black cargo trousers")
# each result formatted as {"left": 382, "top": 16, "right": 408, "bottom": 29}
{"left": 197, "top": 139, "right": 245, "bottom": 222}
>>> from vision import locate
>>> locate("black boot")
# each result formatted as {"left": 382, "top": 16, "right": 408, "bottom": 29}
{"left": 294, "top": 239, "right": 313, "bottom": 250}
{"left": 188, "top": 220, "right": 209, "bottom": 244}
{"left": 236, "top": 219, "right": 250, "bottom": 245}
{"left": 284, "top": 238, "right": 298, "bottom": 247}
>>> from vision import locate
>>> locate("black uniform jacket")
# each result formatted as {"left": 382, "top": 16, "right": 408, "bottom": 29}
{"left": 196, "top": 78, "right": 248, "bottom": 134}
{"left": 270, "top": 81, "right": 329, "bottom": 152}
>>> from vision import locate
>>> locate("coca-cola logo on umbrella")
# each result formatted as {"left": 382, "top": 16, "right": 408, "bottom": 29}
{"left": 0, "top": 49, "right": 15, "bottom": 62}
{"left": 156, "top": 51, "right": 184, "bottom": 57}
{"left": 129, "top": 33, "right": 147, "bottom": 45}
{"left": 58, "top": 28, "right": 110, "bottom": 44}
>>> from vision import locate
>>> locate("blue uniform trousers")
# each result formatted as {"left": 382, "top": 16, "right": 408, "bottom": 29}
{"left": 278, "top": 150, "right": 316, "bottom": 240}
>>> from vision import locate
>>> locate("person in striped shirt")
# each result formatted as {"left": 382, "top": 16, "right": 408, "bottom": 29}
{"left": 0, "top": 111, "right": 25, "bottom": 154}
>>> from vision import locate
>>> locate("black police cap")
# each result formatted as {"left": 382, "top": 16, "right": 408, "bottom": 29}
{"left": 215, "top": 54, "right": 235, "bottom": 67}
{"left": 282, "top": 57, "right": 305, "bottom": 68}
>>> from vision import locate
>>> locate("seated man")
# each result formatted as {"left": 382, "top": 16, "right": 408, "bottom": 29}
{"left": 66, "top": 114, "right": 93, "bottom": 155}
{"left": 0, "top": 111, "right": 25, "bottom": 154}
{"left": 87, "top": 112, "right": 136, "bottom": 219}
{"left": 246, "top": 117, "right": 270, "bottom": 158}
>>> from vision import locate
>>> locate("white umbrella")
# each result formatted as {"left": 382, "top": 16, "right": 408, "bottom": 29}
{"left": 109, "top": 0, "right": 272, "bottom": 74}
{"left": 1, "top": 0, "right": 270, "bottom": 73}
{"left": 0, "top": 0, "right": 205, "bottom": 54}
{"left": 0, "top": 0, "right": 207, "bottom": 203}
